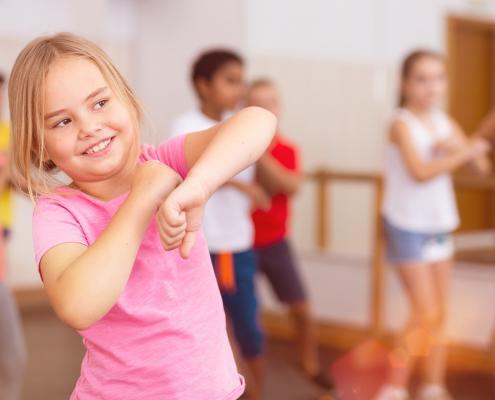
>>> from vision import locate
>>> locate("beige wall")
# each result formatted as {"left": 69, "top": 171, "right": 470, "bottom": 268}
{"left": 134, "top": 0, "right": 245, "bottom": 144}
{"left": 247, "top": 55, "right": 396, "bottom": 253}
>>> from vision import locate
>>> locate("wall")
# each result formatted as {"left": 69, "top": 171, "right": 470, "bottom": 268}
{"left": 133, "top": 0, "right": 245, "bottom": 144}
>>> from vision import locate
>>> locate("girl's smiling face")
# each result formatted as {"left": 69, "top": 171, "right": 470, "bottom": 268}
{"left": 43, "top": 56, "right": 137, "bottom": 188}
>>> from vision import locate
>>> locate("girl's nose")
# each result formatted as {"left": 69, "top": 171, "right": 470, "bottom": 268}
{"left": 79, "top": 119, "right": 102, "bottom": 138}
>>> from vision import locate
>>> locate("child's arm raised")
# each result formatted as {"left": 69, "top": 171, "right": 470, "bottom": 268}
{"left": 391, "top": 119, "right": 488, "bottom": 182}
{"left": 156, "top": 106, "right": 276, "bottom": 258}
{"left": 39, "top": 162, "right": 181, "bottom": 331}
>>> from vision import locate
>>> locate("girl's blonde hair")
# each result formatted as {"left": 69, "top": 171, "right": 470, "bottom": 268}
{"left": 9, "top": 32, "right": 143, "bottom": 200}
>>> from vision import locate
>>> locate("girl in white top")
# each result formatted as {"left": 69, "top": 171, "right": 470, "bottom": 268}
{"left": 377, "top": 50, "right": 489, "bottom": 400}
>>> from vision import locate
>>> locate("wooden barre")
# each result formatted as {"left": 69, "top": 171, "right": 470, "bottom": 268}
{"left": 307, "top": 169, "right": 495, "bottom": 189}
{"left": 306, "top": 168, "right": 385, "bottom": 336}
{"left": 306, "top": 169, "right": 382, "bottom": 183}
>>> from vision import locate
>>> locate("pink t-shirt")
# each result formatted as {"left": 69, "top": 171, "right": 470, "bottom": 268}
{"left": 32, "top": 136, "right": 244, "bottom": 400}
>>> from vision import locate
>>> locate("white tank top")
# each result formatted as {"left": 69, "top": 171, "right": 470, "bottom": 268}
{"left": 382, "top": 108, "right": 459, "bottom": 233}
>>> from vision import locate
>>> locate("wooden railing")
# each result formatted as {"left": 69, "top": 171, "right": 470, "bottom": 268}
{"left": 307, "top": 169, "right": 385, "bottom": 336}
{"left": 307, "top": 169, "right": 495, "bottom": 338}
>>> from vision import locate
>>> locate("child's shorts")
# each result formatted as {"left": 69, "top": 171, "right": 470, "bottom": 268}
{"left": 383, "top": 218, "right": 453, "bottom": 265}
{"left": 256, "top": 239, "right": 307, "bottom": 304}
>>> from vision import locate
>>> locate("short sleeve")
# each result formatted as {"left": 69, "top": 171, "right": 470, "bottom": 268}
{"left": 32, "top": 197, "right": 88, "bottom": 269}
{"left": 287, "top": 145, "right": 299, "bottom": 172}
{"left": 273, "top": 141, "right": 300, "bottom": 173}
{"left": 140, "top": 135, "right": 189, "bottom": 179}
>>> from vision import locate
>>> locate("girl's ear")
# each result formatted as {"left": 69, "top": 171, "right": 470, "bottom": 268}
{"left": 42, "top": 160, "right": 57, "bottom": 172}
{"left": 39, "top": 146, "right": 55, "bottom": 170}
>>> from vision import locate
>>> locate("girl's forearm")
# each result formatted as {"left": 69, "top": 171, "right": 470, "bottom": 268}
{"left": 257, "top": 155, "right": 301, "bottom": 195}
{"left": 224, "top": 179, "right": 252, "bottom": 194}
{"left": 187, "top": 106, "right": 276, "bottom": 196}
{"left": 412, "top": 148, "right": 472, "bottom": 181}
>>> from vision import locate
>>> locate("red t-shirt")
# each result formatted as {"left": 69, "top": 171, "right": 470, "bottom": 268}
{"left": 252, "top": 134, "right": 300, "bottom": 248}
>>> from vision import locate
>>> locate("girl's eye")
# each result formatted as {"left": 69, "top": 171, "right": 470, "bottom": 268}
{"left": 53, "top": 118, "right": 71, "bottom": 129}
{"left": 94, "top": 99, "right": 108, "bottom": 110}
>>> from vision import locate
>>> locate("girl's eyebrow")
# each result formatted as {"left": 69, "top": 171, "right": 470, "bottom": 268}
{"left": 85, "top": 86, "right": 108, "bottom": 102}
{"left": 44, "top": 86, "right": 109, "bottom": 120}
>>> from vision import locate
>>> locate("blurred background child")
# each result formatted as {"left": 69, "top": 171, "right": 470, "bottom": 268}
{"left": 247, "top": 78, "right": 333, "bottom": 391}
{"left": 378, "top": 50, "right": 489, "bottom": 400}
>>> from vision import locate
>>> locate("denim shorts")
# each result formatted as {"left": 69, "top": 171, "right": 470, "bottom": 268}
{"left": 383, "top": 218, "right": 453, "bottom": 265}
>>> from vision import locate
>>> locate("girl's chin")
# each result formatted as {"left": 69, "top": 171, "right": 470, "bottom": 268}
{"left": 414, "top": 101, "right": 440, "bottom": 110}
{"left": 75, "top": 162, "right": 127, "bottom": 181}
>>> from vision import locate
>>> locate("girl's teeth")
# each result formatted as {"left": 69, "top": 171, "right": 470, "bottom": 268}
{"left": 87, "top": 139, "right": 110, "bottom": 154}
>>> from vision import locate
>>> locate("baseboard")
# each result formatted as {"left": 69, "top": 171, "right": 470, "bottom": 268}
{"left": 13, "top": 286, "right": 49, "bottom": 310}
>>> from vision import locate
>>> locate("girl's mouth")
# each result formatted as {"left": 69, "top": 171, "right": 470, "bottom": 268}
{"left": 82, "top": 136, "right": 115, "bottom": 156}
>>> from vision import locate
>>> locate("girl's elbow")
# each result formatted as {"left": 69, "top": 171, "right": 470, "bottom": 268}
{"left": 56, "top": 301, "right": 97, "bottom": 331}
{"left": 65, "top": 318, "right": 92, "bottom": 331}
{"left": 284, "top": 182, "right": 301, "bottom": 195}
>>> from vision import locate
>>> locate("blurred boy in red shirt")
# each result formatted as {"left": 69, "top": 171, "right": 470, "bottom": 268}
{"left": 249, "top": 79, "right": 332, "bottom": 390}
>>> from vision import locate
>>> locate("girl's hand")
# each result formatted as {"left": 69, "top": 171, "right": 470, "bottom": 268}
{"left": 468, "top": 137, "right": 491, "bottom": 158}
{"left": 245, "top": 182, "right": 271, "bottom": 211}
{"left": 156, "top": 176, "right": 209, "bottom": 258}
{"left": 226, "top": 180, "right": 271, "bottom": 210}
{"left": 466, "top": 137, "right": 492, "bottom": 175}
{"left": 130, "top": 161, "right": 182, "bottom": 210}
{"left": 433, "top": 136, "right": 464, "bottom": 155}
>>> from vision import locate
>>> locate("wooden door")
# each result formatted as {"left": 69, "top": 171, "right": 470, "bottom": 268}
{"left": 447, "top": 15, "right": 495, "bottom": 230}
